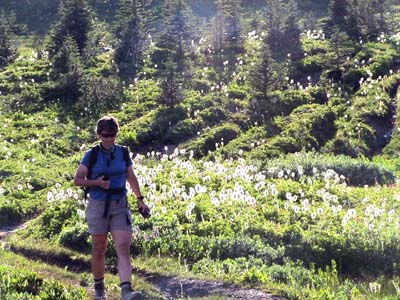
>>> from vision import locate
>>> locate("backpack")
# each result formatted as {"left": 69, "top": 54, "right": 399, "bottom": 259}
{"left": 84, "top": 144, "right": 131, "bottom": 199}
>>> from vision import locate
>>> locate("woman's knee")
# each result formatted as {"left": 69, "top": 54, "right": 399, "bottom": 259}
{"left": 92, "top": 236, "right": 107, "bottom": 257}
{"left": 93, "top": 244, "right": 107, "bottom": 255}
{"left": 114, "top": 241, "right": 131, "bottom": 256}
{"left": 111, "top": 230, "right": 132, "bottom": 256}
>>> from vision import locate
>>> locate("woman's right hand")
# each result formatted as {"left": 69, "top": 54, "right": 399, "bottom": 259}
{"left": 97, "top": 176, "right": 110, "bottom": 190}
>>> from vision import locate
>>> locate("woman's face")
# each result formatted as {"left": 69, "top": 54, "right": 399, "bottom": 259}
{"left": 98, "top": 131, "right": 117, "bottom": 149}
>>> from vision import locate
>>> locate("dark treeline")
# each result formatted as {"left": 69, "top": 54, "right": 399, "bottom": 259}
{"left": 0, "top": 0, "right": 395, "bottom": 106}
{"left": 0, "top": 0, "right": 330, "bottom": 33}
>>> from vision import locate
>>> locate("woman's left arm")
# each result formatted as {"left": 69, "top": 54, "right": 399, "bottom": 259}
{"left": 126, "top": 165, "right": 147, "bottom": 208}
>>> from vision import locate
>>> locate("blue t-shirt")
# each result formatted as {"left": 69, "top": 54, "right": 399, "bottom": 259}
{"left": 81, "top": 144, "right": 133, "bottom": 201}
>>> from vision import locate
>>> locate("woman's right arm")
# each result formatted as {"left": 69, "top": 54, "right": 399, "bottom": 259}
{"left": 74, "top": 164, "right": 109, "bottom": 189}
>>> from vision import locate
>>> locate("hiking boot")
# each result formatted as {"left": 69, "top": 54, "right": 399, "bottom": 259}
{"left": 121, "top": 283, "right": 146, "bottom": 300}
{"left": 121, "top": 290, "right": 146, "bottom": 300}
{"left": 94, "top": 281, "right": 107, "bottom": 300}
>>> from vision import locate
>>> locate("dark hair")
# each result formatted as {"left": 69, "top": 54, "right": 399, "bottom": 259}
{"left": 96, "top": 115, "right": 119, "bottom": 134}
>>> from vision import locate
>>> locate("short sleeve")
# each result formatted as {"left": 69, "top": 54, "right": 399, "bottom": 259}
{"left": 80, "top": 149, "right": 92, "bottom": 167}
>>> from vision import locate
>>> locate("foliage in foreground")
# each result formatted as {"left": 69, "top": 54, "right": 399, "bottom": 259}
{"left": 16, "top": 148, "right": 400, "bottom": 300}
{"left": 0, "top": 265, "right": 88, "bottom": 300}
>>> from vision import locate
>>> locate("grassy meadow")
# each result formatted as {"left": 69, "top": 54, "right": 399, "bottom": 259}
{"left": 2, "top": 1, "right": 400, "bottom": 299}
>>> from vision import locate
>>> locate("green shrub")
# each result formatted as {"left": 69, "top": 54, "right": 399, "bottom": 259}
{"left": 192, "top": 78, "right": 210, "bottom": 93}
{"left": 289, "top": 58, "right": 323, "bottom": 82}
{"left": 58, "top": 224, "right": 90, "bottom": 253}
{"left": 164, "top": 118, "right": 203, "bottom": 145}
{"left": 0, "top": 266, "right": 88, "bottom": 300}
{"left": 249, "top": 136, "right": 302, "bottom": 160}
{"left": 227, "top": 84, "right": 247, "bottom": 100}
{"left": 272, "top": 104, "right": 336, "bottom": 151}
{"left": 184, "top": 92, "right": 221, "bottom": 111}
{"left": 309, "top": 86, "right": 329, "bottom": 104}
{"left": 303, "top": 56, "right": 324, "bottom": 73}
{"left": 383, "top": 130, "right": 400, "bottom": 158}
{"left": 370, "top": 49, "right": 400, "bottom": 77}
{"left": 260, "top": 152, "right": 395, "bottom": 186}
{"left": 217, "top": 126, "right": 267, "bottom": 158}
{"left": 0, "top": 266, "right": 42, "bottom": 295}
{"left": 118, "top": 129, "right": 138, "bottom": 149}
{"left": 324, "top": 119, "right": 376, "bottom": 158}
{"left": 198, "top": 107, "right": 227, "bottom": 126}
{"left": 342, "top": 68, "right": 367, "bottom": 90}
{"left": 268, "top": 90, "right": 315, "bottom": 117}
{"left": 185, "top": 123, "right": 242, "bottom": 158}
{"left": 323, "top": 134, "right": 370, "bottom": 158}
{"left": 268, "top": 261, "right": 315, "bottom": 286}
{"left": 352, "top": 88, "right": 391, "bottom": 119}
{"left": 153, "top": 106, "right": 188, "bottom": 143}
{"left": 39, "top": 280, "right": 88, "bottom": 300}
{"left": 0, "top": 203, "right": 23, "bottom": 226}
{"left": 38, "top": 199, "right": 79, "bottom": 239}
{"left": 120, "top": 106, "right": 188, "bottom": 149}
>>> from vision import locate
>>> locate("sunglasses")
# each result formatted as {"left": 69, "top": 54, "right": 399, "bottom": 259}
{"left": 100, "top": 133, "right": 117, "bottom": 138}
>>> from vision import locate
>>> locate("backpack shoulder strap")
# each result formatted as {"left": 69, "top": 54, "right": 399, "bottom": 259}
{"left": 87, "top": 145, "right": 100, "bottom": 179}
{"left": 121, "top": 146, "right": 130, "bottom": 167}
{"left": 82, "top": 145, "right": 99, "bottom": 200}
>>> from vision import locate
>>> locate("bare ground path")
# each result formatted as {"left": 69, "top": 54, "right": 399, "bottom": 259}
{"left": 0, "top": 219, "right": 35, "bottom": 240}
{"left": 133, "top": 268, "right": 283, "bottom": 300}
{"left": 1, "top": 220, "right": 284, "bottom": 300}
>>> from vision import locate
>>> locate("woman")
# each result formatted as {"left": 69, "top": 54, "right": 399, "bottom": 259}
{"left": 74, "top": 115, "right": 149, "bottom": 300}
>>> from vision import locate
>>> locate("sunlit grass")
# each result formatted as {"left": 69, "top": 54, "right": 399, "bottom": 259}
{"left": 2, "top": 234, "right": 162, "bottom": 299}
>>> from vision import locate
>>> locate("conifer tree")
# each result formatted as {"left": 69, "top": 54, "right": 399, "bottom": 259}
{"left": 367, "top": 0, "right": 388, "bottom": 37}
{"left": 113, "top": 0, "right": 149, "bottom": 79}
{"left": 214, "top": 0, "right": 243, "bottom": 55}
{"left": 282, "top": 0, "right": 302, "bottom": 60}
{"left": 48, "top": 0, "right": 92, "bottom": 58}
{"left": 155, "top": 0, "right": 195, "bottom": 102}
{"left": 327, "top": 27, "right": 354, "bottom": 80}
{"left": 347, "top": 0, "right": 362, "bottom": 40}
{"left": 249, "top": 41, "right": 277, "bottom": 119}
{"left": 377, "top": 1, "right": 389, "bottom": 34}
{"left": 328, "top": 0, "right": 389, "bottom": 41}
{"left": 359, "top": 0, "right": 380, "bottom": 40}
{"left": 265, "top": 0, "right": 284, "bottom": 59}
{"left": 212, "top": 0, "right": 243, "bottom": 74}
{"left": 0, "top": 10, "right": 16, "bottom": 68}
{"left": 158, "top": 57, "right": 183, "bottom": 107}
{"left": 47, "top": 0, "right": 92, "bottom": 104}
{"left": 157, "top": 0, "right": 194, "bottom": 73}
{"left": 52, "top": 35, "right": 84, "bottom": 102}
{"left": 329, "top": 0, "right": 348, "bottom": 32}
{"left": 265, "top": 0, "right": 301, "bottom": 61}
{"left": 250, "top": 43, "right": 274, "bottom": 101}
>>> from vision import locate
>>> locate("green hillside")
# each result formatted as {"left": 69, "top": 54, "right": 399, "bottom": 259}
{"left": 1, "top": 0, "right": 400, "bottom": 299}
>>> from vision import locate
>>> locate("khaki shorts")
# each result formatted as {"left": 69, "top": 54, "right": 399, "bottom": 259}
{"left": 85, "top": 197, "right": 133, "bottom": 235}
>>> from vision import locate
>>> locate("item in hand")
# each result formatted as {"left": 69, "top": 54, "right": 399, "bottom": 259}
{"left": 138, "top": 206, "right": 151, "bottom": 218}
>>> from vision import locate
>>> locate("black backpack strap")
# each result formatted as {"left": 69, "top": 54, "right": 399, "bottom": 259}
{"left": 83, "top": 145, "right": 100, "bottom": 200}
{"left": 121, "top": 146, "right": 130, "bottom": 167}
{"left": 87, "top": 145, "right": 100, "bottom": 179}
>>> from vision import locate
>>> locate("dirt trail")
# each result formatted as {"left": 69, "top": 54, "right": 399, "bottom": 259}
{"left": 1, "top": 221, "right": 284, "bottom": 300}
{"left": 134, "top": 268, "right": 283, "bottom": 300}
{"left": 0, "top": 219, "right": 33, "bottom": 240}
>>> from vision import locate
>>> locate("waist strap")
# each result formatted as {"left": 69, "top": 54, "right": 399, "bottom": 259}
{"left": 106, "top": 187, "right": 125, "bottom": 194}
{"left": 102, "top": 188, "right": 126, "bottom": 219}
